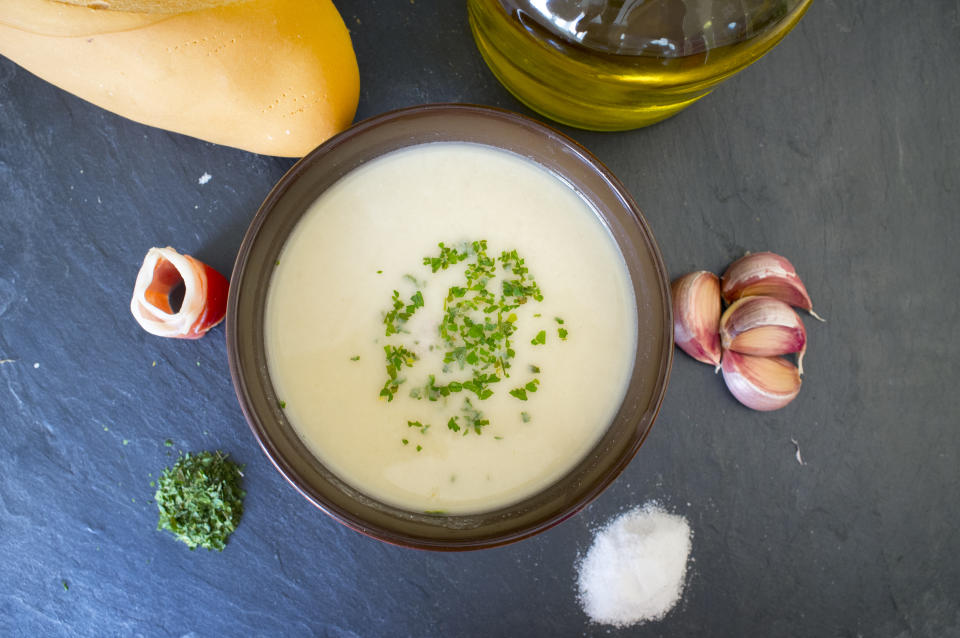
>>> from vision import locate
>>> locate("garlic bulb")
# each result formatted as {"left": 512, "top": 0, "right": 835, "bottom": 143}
{"left": 671, "top": 271, "right": 721, "bottom": 369}
{"left": 719, "top": 295, "right": 806, "bottom": 374}
{"left": 720, "top": 350, "right": 802, "bottom": 411}
{"left": 721, "top": 252, "right": 823, "bottom": 321}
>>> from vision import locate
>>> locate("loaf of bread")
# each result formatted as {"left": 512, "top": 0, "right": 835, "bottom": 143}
{"left": 0, "top": 0, "right": 360, "bottom": 157}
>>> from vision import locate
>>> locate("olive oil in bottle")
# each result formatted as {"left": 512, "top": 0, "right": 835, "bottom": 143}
{"left": 468, "top": 0, "right": 812, "bottom": 130}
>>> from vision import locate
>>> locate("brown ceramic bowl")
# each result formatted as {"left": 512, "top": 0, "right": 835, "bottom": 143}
{"left": 227, "top": 104, "right": 672, "bottom": 550}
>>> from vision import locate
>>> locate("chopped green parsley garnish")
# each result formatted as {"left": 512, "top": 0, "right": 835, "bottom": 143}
{"left": 379, "top": 345, "right": 418, "bottom": 401}
{"left": 558, "top": 328, "right": 568, "bottom": 340}
{"left": 277, "top": 400, "right": 286, "bottom": 409}
{"left": 402, "top": 438, "right": 409, "bottom": 445}
{"left": 461, "top": 397, "right": 489, "bottom": 435}
{"left": 62, "top": 581, "right": 69, "bottom": 591}
{"left": 416, "top": 445, "right": 422, "bottom": 452}
{"left": 164, "top": 439, "right": 173, "bottom": 447}
{"left": 508, "top": 378, "right": 540, "bottom": 401}
{"left": 403, "top": 273, "right": 424, "bottom": 288}
{"left": 521, "top": 412, "right": 531, "bottom": 423}
{"left": 383, "top": 289, "right": 425, "bottom": 336}
{"left": 154, "top": 451, "right": 245, "bottom": 552}
{"left": 377, "top": 240, "right": 567, "bottom": 443}
{"left": 350, "top": 355, "right": 360, "bottom": 361}
{"left": 424, "top": 241, "right": 468, "bottom": 272}
{"left": 554, "top": 317, "right": 565, "bottom": 325}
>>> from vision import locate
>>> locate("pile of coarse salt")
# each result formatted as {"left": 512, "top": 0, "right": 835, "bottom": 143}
{"left": 577, "top": 504, "right": 692, "bottom": 627}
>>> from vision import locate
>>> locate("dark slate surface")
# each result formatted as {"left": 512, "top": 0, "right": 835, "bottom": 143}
{"left": 1, "top": 1, "right": 958, "bottom": 636}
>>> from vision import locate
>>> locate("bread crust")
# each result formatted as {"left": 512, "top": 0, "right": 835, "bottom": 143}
{"left": 54, "top": 0, "right": 245, "bottom": 13}
{"left": 0, "top": 0, "right": 359, "bottom": 157}
{"left": 1, "top": 0, "right": 167, "bottom": 36}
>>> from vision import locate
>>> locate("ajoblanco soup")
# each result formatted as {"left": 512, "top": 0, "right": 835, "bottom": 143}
{"left": 265, "top": 142, "right": 636, "bottom": 514}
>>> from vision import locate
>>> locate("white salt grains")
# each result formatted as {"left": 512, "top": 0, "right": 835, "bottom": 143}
{"left": 577, "top": 504, "right": 692, "bottom": 627}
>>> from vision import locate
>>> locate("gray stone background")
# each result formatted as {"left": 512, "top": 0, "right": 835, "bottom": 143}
{"left": 1, "top": 1, "right": 957, "bottom": 636}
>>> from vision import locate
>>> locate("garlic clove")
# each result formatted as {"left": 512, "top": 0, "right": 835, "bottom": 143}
{"left": 721, "top": 350, "right": 801, "bottom": 411}
{"left": 721, "top": 251, "right": 823, "bottom": 321}
{"left": 671, "top": 271, "right": 722, "bottom": 369}
{"left": 719, "top": 296, "right": 807, "bottom": 374}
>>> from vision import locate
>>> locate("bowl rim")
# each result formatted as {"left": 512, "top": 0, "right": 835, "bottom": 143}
{"left": 227, "top": 103, "right": 673, "bottom": 550}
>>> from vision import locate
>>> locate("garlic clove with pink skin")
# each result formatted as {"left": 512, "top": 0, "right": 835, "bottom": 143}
{"left": 721, "top": 251, "right": 824, "bottom": 321}
{"left": 720, "top": 295, "right": 807, "bottom": 374}
{"left": 671, "top": 271, "right": 722, "bottom": 369}
{"left": 721, "top": 350, "right": 802, "bottom": 411}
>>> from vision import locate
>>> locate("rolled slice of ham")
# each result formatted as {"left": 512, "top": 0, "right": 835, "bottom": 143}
{"left": 130, "top": 246, "right": 229, "bottom": 339}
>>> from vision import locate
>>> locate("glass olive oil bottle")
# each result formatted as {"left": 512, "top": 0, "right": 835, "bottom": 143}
{"left": 468, "top": 0, "right": 812, "bottom": 130}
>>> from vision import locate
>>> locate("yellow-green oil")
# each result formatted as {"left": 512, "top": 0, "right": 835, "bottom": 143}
{"left": 468, "top": 0, "right": 813, "bottom": 130}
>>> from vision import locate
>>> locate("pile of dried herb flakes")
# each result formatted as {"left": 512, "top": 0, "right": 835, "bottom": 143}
{"left": 155, "top": 451, "right": 245, "bottom": 551}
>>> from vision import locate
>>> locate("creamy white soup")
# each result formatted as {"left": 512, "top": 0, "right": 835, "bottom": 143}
{"left": 265, "top": 142, "right": 636, "bottom": 514}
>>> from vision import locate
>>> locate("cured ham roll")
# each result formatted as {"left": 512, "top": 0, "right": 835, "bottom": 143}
{"left": 131, "top": 246, "right": 228, "bottom": 339}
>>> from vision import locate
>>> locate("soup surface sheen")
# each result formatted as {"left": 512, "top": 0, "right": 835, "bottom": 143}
{"left": 266, "top": 142, "right": 637, "bottom": 514}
